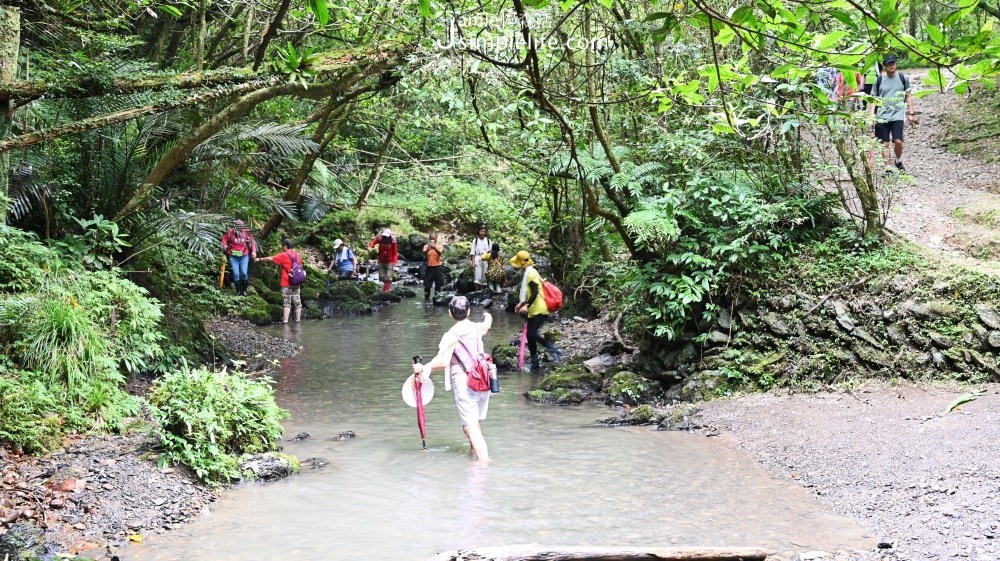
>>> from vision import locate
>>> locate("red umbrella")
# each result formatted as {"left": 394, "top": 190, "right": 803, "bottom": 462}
{"left": 517, "top": 323, "right": 528, "bottom": 370}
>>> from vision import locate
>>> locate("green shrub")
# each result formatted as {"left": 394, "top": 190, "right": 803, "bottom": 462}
{"left": 149, "top": 366, "right": 290, "bottom": 484}
{"left": 0, "top": 372, "right": 65, "bottom": 454}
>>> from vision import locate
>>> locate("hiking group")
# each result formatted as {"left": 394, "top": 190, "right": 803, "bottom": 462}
{"left": 218, "top": 220, "right": 563, "bottom": 463}
{"left": 819, "top": 54, "right": 916, "bottom": 175}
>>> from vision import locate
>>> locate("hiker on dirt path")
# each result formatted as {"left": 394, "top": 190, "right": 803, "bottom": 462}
{"left": 469, "top": 225, "right": 492, "bottom": 292}
{"left": 870, "top": 55, "right": 915, "bottom": 173}
{"left": 412, "top": 296, "right": 493, "bottom": 463}
{"left": 510, "top": 250, "right": 560, "bottom": 372}
{"left": 255, "top": 238, "right": 303, "bottom": 324}
{"left": 369, "top": 228, "right": 399, "bottom": 293}
{"left": 221, "top": 219, "right": 258, "bottom": 296}
{"left": 326, "top": 238, "right": 357, "bottom": 280}
{"left": 422, "top": 233, "right": 446, "bottom": 300}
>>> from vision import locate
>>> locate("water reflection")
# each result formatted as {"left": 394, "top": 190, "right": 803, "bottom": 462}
{"left": 128, "top": 301, "right": 873, "bottom": 561}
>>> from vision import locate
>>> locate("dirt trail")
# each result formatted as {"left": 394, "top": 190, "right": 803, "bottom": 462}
{"left": 884, "top": 73, "right": 1000, "bottom": 269}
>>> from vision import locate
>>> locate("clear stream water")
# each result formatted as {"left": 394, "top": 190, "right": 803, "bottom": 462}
{"left": 128, "top": 301, "right": 873, "bottom": 560}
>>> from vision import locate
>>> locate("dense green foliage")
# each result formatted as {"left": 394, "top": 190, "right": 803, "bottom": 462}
{"left": 0, "top": 226, "right": 159, "bottom": 450}
{"left": 1, "top": 0, "right": 998, "bottom": 462}
{"left": 148, "top": 366, "right": 290, "bottom": 484}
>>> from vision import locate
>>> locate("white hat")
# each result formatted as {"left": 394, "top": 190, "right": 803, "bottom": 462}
{"left": 333, "top": 239, "right": 343, "bottom": 249}
{"left": 402, "top": 374, "right": 434, "bottom": 407}
{"left": 381, "top": 228, "right": 392, "bottom": 237}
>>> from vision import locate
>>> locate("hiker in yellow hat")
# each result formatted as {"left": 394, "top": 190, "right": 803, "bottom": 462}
{"left": 510, "top": 250, "right": 560, "bottom": 371}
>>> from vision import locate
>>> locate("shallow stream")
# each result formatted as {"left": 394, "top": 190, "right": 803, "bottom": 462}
{"left": 129, "top": 301, "right": 873, "bottom": 560}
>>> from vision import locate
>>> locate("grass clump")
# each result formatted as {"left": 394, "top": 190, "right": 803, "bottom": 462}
{"left": 149, "top": 366, "right": 290, "bottom": 485}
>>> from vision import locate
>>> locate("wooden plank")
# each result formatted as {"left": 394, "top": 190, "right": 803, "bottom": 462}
{"left": 425, "top": 545, "right": 769, "bottom": 561}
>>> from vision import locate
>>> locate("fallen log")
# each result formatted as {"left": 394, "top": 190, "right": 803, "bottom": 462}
{"left": 425, "top": 545, "right": 769, "bottom": 561}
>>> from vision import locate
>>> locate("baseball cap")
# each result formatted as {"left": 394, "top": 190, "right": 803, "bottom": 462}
{"left": 333, "top": 239, "right": 343, "bottom": 249}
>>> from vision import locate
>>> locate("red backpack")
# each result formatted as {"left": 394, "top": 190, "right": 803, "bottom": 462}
{"left": 542, "top": 280, "right": 563, "bottom": 312}
{"left": 453, "top": 335, "right": 494, "bottom": 393}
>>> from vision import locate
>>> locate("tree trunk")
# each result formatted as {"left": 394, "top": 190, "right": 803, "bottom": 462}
{"left": 194, "top": 0, "right": 209, "bottom": 70}
{"left": 253, "top": 0, "right": 292, "bottom": 71}
{"left": 0, "top": 5, "right": 19, "bottom": 223}
{"left": 424, "top": 546, "right": 769, "bottom": 561}
{"left": 0, "top": 76, "right": 282, "bottom": 153}
{"left": 354, "top": 119, "right": 398, "bottom": 209}
{"left": 115, "top": 45, "right": 407, "bottom": 220}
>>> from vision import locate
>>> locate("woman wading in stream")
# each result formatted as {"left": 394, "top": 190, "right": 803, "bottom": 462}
{"left": 412, "top": 296, "right": 493, "bottom": 462}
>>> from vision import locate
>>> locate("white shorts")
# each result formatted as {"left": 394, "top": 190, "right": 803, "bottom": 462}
{"left": 473, "top": 260, "right": 490, "bottom": 285}
{"left": 451, "top": 368, "right": 490, "bottom": 426}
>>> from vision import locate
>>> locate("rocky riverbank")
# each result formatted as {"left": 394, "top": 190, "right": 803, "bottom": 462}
{"left": 0, "top": 320, "right": 300, "bottom": 560}
{"left": 693, "top": 381, "right": 1000, "bottom": 561}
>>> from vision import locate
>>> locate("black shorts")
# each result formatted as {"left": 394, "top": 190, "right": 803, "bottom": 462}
{"left": 874, "top": 120, "right": 904, "bottom": 143}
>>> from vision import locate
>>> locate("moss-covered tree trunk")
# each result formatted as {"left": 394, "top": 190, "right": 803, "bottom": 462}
{"left": 0, "top": 5, "right": 19, "bottom": 222}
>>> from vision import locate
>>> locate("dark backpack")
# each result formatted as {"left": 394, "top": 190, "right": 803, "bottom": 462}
{"left": 287, "top": 251, "right": 307, "bottom": 286}
{"left": 874, "top": 73, "right": 909, "bottom": 97}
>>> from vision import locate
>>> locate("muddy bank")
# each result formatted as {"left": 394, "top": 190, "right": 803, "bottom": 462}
{"left": 694, "top": 382, "right": 1000, "bottom": 560}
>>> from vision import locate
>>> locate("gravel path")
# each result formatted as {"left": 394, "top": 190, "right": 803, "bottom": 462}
{"left": 696, "top": 381, "right": 1000, "bottom": 560}
{"left": 884, "top": 72, "right": 1000, "bottom": 270}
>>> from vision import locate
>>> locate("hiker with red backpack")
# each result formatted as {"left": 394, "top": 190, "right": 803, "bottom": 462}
{"left": 412, "top": 296, "right": 494, "bottom": 462}
{"left": 255, "top": 238, "right": 305, "bottom": 324}
{"left": 510, "top": 250, "right": 561, "bottom": 372}
{"left": 221, "top": 219, "right": 258, "bottom": 296}
{"left": 368, "top": 228, "right": 398, "bottom": 293}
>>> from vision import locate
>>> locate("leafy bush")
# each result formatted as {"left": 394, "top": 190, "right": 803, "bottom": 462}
{"left": 0, "top": 372, "right": 64, "bottom": 454}
{"left": 149, "top": 366, "right": 290, "bottom": 484}
{"left": 605, "top": 174, "right": 834, "bottom": 341}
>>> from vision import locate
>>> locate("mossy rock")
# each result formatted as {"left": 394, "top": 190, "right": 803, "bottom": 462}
{"left": 299, "top": 285, "right": 322, "bottom": 303}
{"left": 358, "top": 281, "right": 380, "bottom": 296}
{"left": 321, "top": 281, "right": 367, "bottom": 302}
{"left": 390, "top": 286, "right": 417, "bottom": 298}
{"left": 340, "top": 300, "right": 374, "bottom": 315}
{"left": 543, "top": 327, "right": 562, "bottom": 342}
{"left": 607, "top": 371, "right": 654, "bottom": 406}
{"left": 237, "top": 294, "right": 275, "bottom": 325}
{"left": 250, "top": 278, "right": 283, "bottom": 306}
{"left": 525, "top": 388, "right": 585, "bottom": 405}
{"left": 491, "top": 344, "right": 519, "bottom": 371}
{"left": 370, "top": 292, "right": 402, "bottom": 303}
{"left": 539, "top": 364, "right": 602, "bottom": 392}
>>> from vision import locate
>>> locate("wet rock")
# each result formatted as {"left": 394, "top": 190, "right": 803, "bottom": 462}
{"left": 977, "top": 304, "right": 1000, "bottom": 329}
{"left": 331, "top": 431, "right": 356, "bottom": 441}
{"left": 596, "top": 404, "right": 656, "bottom": 426}
{"left": 290, "top": 432, "right": 310, "bottom": 442}
{"left": 491, "top": 344, "right": 519, "bottom": 371}
{"left": 597, "top": 340, "right": 626, "bottom": 355}
{"left": 238, "top": 453, "right": 298, "bottom": 481}
{"left": 582, "top": 354, "right": 618, "bottom": 374}
{"left": 0, "top": 522, "right": 53, "bottom": 561}
{"left": 480, "top": 298, "right": 493, "bottom": 308}
{"left": 525, "top": 388, "right": 585, "bottom": 405}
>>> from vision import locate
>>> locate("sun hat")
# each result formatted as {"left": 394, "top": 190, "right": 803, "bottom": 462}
{"left": 381, "top": 228, "right": 392, "bottom": 237}
{"left": 509, "top": 250, "right": 534, "bottom": 269}
{"left": 333, "top": 239, "right": 344, "bottom": 249}
{"left": 402, "top": 374, "right": 435, "bottom": 407}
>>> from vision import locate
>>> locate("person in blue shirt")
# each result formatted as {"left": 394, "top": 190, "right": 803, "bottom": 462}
{"left": 325, "top": 238, "right": 357, "bottom": 280}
